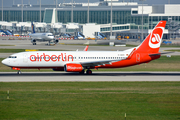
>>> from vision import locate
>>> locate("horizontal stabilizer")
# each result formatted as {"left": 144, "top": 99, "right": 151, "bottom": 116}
{"left": 149, "top": 52, "right": 174, "bottom": 56}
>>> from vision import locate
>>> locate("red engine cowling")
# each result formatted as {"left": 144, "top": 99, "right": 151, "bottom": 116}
{"left": 64, "top": 63, "right": 83, "bottom": 72}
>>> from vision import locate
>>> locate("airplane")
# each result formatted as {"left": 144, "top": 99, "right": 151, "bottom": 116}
{"left": 2, "top": 21, "right": 166, "bottom": 75}
{"left": 29, "top": 22, "right": 58, "bottom": 45}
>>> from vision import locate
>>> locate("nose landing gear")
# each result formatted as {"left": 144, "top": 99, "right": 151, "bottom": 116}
{"left": 17, "top": 70, "right": 21, "bottom": 75}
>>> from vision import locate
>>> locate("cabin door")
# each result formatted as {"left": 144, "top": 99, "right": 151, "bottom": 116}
{"left": 136, "top": 53, "right": 140, "bottom": 63}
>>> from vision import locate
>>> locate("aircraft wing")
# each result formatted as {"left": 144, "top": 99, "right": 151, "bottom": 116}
{"left": 32, "top": 38, "right": 42, "bottom": 40}
{"left": 80, "top": 59, "right": 120, "bottom": 67}
{"left": 79, "top": 48, "right": 136, "bottom": 67}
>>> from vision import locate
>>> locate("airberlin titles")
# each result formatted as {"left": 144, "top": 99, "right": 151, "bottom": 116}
{"left": 30, "top": 53, "right": 74, "bottom": 62}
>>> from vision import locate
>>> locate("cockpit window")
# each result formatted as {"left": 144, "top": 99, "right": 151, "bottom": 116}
{"left": 8, "top": 56, "right": 17, "bottom": 58}
{"left": 48, "top": 34, "right": 54, "bottom": 36}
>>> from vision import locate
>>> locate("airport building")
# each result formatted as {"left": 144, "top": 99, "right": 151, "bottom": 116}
{"left": 0, "top": 0, "right": 180, "bottom": 39}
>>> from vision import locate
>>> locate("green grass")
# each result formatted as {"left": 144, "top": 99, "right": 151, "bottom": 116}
{"left": 165, "top": 49, "right": 180, "bottom": 52}
{"left": 59, "top": 43, "right": 109, "bottom": 46}
{"left": 126, "top": 44, "right": 180, "bottom": 48}
{"left": 0, "top": 45, "right": 15, "bottom": 46}
{"left": 161, "top": 44, "right": 180, "bottom": 47}
{"left": 1, "top": 56, "right": 180, "bottom": 72}
{"left": 0, "top": 82, "right": 180, "bottom": 120}
{"left": 0, "top": 49, "right": 26, "bottom": 53}
{"left": 125, "top": 44, "right": 137, "bottom": 47}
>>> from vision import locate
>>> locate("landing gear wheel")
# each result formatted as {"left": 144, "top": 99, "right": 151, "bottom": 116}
{"left": 33, "top": 43, "right": 36, "bottom": 45}
{"left": 86, "top": 70, "right": 92, "bottom": 75}
{"left": 79, "top": 70, "right": 85, "bottom": 74}
{"left": 17, "top": 71, "right": 21, "bottom": 75}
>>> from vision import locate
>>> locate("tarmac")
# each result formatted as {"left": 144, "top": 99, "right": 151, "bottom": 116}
{"left": 0, "top": 72, "right": 180, "bottom": 82}
{"left": 0, "top": 39, "right": 180, "bottom": 58}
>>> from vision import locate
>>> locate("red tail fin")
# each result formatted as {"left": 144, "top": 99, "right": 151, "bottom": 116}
{"left": 136, "top": 21, "right": 166, "bottom": 53}
{"left": 84, "top": 45, "right": 89, "bottom": 51}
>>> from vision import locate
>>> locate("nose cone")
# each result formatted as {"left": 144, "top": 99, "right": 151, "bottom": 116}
{"left": 2, "top": 59, "right": 9, "bottom": 66}
{"left": 50, "top": 36, "right": 54, "bottom": 39}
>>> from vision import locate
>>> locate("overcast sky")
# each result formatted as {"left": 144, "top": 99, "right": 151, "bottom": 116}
{"left": 1, "top": 0, "right": 180, "bottom": 7}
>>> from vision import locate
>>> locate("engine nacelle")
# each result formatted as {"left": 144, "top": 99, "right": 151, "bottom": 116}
{"left": 31, "top": 39, "right": 36, "bottom": 43}
{"left": 54, "top": 39, "right": 59, "bottom": 44}
{"left": 64, "top": 63, "right": 83, "bottom": 72}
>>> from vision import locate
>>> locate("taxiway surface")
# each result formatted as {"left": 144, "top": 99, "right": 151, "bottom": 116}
{"left": 0, "top": 72, "right": 180, "bottom": 82}
{"left": 0, "top": 39, "right": 180, "bottom": 58}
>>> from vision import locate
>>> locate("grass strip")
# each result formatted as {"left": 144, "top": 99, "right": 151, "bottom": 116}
{"left": 164, "top": 49, "right": 180, "bottom": 52}
{"left": 161, "top": 44, "right": 180, "bottom": 47}
{"left": 0, "top": 82, "right": 180, "bottom": 120}
{"left": 0, "top": 45, "right": 15, "bottom": 46}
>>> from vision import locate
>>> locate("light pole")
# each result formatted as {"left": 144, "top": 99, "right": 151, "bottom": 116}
{"left": 140, "top": 0, "right": 145, "bottom": 42}
{"left": 2, "top": 0, "right": 3, "bottom": 21}
{"left": 87, "top": 0, "right": 89, "bottom": 23}
{"left": 56, "top": 0, "right": 57, "bottom": 23}
{"left": 39, "top": 0, "right": 41, "bottom": 23}
{"left": 71, "top": 0, "right": 73, "bottom": 23}
{"left": 110, "top": 0, "right": 112, "bottom": 37}
{"left": 22, "top": 0, "right": 23, "bottom": 22}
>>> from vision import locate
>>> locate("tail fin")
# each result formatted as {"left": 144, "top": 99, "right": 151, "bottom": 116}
{"left": 84, "top": 45, "right": 89, "bottom": 51}
{"left": 31, "top": 22, "right": 35, "bottom": 33}
{"left": 136, "top": 21, "right": 166, "bottom": 53}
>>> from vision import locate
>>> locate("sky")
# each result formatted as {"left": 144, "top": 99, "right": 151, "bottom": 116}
{"left": 1, "top": 0, "right": 180, "bottom": 7}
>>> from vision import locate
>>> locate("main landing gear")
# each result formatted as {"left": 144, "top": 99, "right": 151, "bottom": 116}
{"left": 33, "top": 42, "right": 36, "bottom": 45}
{"left": 17, "top": 70, "right": 21, "bottom": 75}
{"left": 86, "top": 69, "right": 92, "bottom": 75}
{"left": 79, "top": 69, "right": 92, "bottom": 75}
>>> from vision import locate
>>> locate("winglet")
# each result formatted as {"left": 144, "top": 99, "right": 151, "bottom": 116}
{"left": 84, "top": 45, "right": 89, "bottom": 51}
{"left": 126, "top": 48, "right": 136, "bottom": 59}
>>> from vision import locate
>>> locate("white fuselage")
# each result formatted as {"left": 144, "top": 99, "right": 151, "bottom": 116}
{"left": 1, "top": 21, "right": 166, "bottom": 74}
{"left": 30, "top": 33, "right": 54, "bottom": 41}
{"left": 2, "top": 51, "right": 131, "bottom": 68}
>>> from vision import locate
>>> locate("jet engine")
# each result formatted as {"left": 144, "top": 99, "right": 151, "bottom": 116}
{"left": 64, "top": 63, "right": 83, "bottom": 72}
{"left": 31, "top": 39, "right": 36, "bottom": 45}
{"left": 54, "top": 39, "right": 59, "bottom": 44}
{"left": 31, "top": 39, "right": 36, "bottom": 43}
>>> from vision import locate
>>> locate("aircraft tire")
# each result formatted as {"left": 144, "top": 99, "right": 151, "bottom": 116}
{"left": 86, "top": 70, "right": 92, "bottom": 75}
{"left": 17, "top": 71, "right": 21, "bottom": 74}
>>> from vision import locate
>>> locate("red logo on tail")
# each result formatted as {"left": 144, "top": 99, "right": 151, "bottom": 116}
{"left": 149, "top": 27, "right": 163, "bottom": 48}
